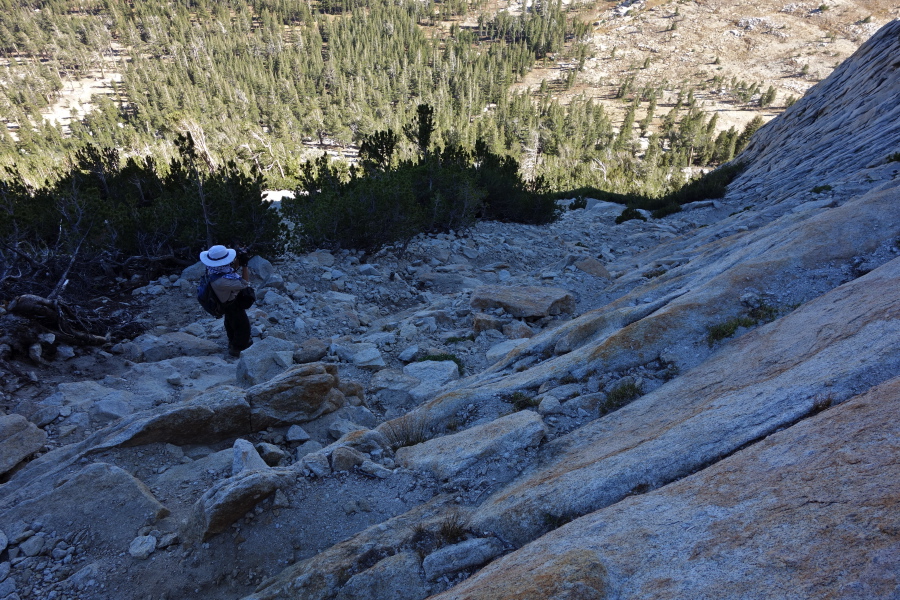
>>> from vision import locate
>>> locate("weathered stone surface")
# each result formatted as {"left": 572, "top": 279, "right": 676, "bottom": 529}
{"left": 188, "top": 469, "right": 281, "bottom": 540}
{"left": 245, "top": 499, "right": 456, "bottom": 600}
{"left": 285, "top": 425, "right": 310, "bottom": 443}
{"left": 396, "top": 410, "right": 545, "bottom": 480}
{"left": 293, "top": 338, "right": 329, "bottom": 364}
{"left": 472, "top": 312, "right": 503, "bottom": 334}
{"left": 301, "top": 453, "right": 331, "bottom": 477}
{"left": 437, "top": 377, "right": 900, "bottom": 600}
{"left": 471, "top": 285, "right": 575, "bottom": 318}
{"left": 99, "top": 385, "right": 251, "bottom": 448}
{"left": 502, "top": 320, "right": 534, "bottom": 339}
{"left": 573, "top": 257, "right": 611, "bottom": 279}
{"left": 331, "top": 446, "right": 366, "bottom": 472}
{"left": 128, "top": 535, "right": 157, "bottom": 559}
{"left": 369, "top": 369, "right": 420, "bottom": 393}
{"left": 485, "top": 339, "right": 529, "bottom": 364}
{"left": 134, "top": 332, "right": 221, "bottom": 362}
{"left": 0, "top": 415, "right": 46, "bottom": 476}
{"left": 237, "top": 336, "right": 297, "bottom": 385}
{"left": 245, "top": 363, "right": 345, "bottom": 429}
{"left": 403, "top": 360, "right": 460, "bottom": 403}
{"left": 0, "top": 463, "right": 167, "bottom": 549}
{"left": 423, "top": 537, "right": 504, "bottom": 581}
{"left": 470, "top": 258, "right": 900, "bottom": 546}
{"left": 19, "top": 534, "right": 45, "bottom": 557}
{"left": 232, "top": 439, "right": 270, "bottom": 475}
{"left": 334, "top": 551, "right": 427, "bottom": 600}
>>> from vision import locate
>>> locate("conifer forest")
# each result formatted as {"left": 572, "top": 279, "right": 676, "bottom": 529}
{"left": 0, "top": 0, "right": 764, "bottom": 303}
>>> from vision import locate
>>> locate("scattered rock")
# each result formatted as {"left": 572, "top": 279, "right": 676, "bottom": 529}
{"left": 128, "top": 535, "right": 157, "bottom": 559}
{"left": 0, "top": 415, "right": 46, "bottom": 476}
{"left": 188, "top": 470, "right": 282, "bottom": 541}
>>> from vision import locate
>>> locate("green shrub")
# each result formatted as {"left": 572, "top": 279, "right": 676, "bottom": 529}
{"left": 382, "top": 413, "right": 430, "bottom": 450}
{"left": 615, "top": 207, "right": 648, "bottom": 224}
{"left": 283, "top": 113, "right": 559, "bottom": 251}
{"left": 811, "top": 184, "right": 833, "bottom": 193}
{"left": 604, "top": 380, "right": 642, "bottom": 411}
{"left": 570, "top": 196, "right": 588, "bottom": 210}
{"left": 445, "top": 335, "right": 475, "bottom": 344}
{"left": 887, "top": 152, "right": 900, "bottom": 163}
{"left": 508, "top": 391, "right": 539, "bottom": 411}
{"left": 706, "top": 316, "right": 757, "bottom": 346}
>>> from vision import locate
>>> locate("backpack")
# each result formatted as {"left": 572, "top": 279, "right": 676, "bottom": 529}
{"left": 197, "top": 273, "right": 225, "bottom": 318}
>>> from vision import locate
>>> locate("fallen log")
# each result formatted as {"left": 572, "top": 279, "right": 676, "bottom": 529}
{"left": 8, "top": 294, "right": 109, "bottom": 346}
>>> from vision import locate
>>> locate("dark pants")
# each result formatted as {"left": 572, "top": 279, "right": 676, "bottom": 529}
{"left": 223, "top": 303, "right": 251, "bottom": 351}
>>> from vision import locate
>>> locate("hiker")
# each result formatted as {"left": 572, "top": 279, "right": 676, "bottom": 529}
{"left": 200, "top": 244, "right": 255, "bottom": 357}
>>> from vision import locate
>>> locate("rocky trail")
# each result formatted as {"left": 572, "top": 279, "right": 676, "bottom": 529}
{"left": 0, "top": 20, "right": 898, "bottom": 600}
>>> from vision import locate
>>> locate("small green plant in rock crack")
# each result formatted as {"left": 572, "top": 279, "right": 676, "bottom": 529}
{"left": 747, "top": 302, "right": 779, "bottom": 323}
{"left": 706, "top": 316, "right": 757, "bottom": 346}
{"left": 382, "top": 413, "right": 430, "bottom": 450}
{"left": 811, "top": 184, "right": 833, "bottom": 193}
{"left": 887, "top": 152, "right": 900, "bottom": 163}
{"left": 437, "top": 512, "right": 470, "bottom": 546}
{"left": 508, "top": 391, "right": 539, "bottom": 411}
{"left": 602, "top": 381, "right": 643, "bottom": 413}
{"left": 418, "top": 353, "right": 464, "bottom": 375}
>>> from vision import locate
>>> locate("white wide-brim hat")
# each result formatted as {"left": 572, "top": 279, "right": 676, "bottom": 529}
{"left": 200, "top": 244, "right": 237, "bottom": 267}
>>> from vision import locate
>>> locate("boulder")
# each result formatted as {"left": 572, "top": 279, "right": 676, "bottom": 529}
{"left": 0, "top": 463, "right": 168, "bottom": 549}
{"left": 134, "top": 332, "right": 221, "bottom": 362}
{"left": 245, "top": 363, "right": 345, "bottom": 429}
{"left": 293, "top": 338, "right": 329, "bottom": 364}
{"left": 334, "top": 552, "right": 428, "bottom": 600}
{"left": 237, "top": 336, "right": 297, "bottom": 386}
{"left": 437, "top": 378, "right": 900, "bottom": 600}
{"left": 485, "top": 339, "right": 529, "bottom": 364}
{"left": 403, "top": 361, "right": 461, "bottom": 403}
{"left": 232, "top": 439, "right": 270, "bottom": 475}
{"left": 502, "top": 320, "right": 534, "bottom": 339}
{"left": 94, "top": 385, "right": 251, "bottom": 448}
{"left": 472, "top": 313, "right": 504, "bottom": 334}
{"left": 128, "top": 535, "right": 157, "bottom": 559}
{"left": 0, "top": 415, "right": 46, "bottom": 476}
{"left": 285, "top": 425, "right": 311, "bottom": 443}
{"left": 471, "top": 286, "right": 575, "bottom": 319}
{"left": 396, "top": 410, "right": 546, "bottom": 480}
{"left": 247, "top": 255, "right": 276, "bottom": 282}
{"left": 573, "top": 257, "right": 611, "bottom": 279}
{"left": 331, "top": 446, "right": 366, "bottom": 472}
{"left": 423, "top": 538, "right": 504, "bottom": 581}
{"left": 188, "top": 469, "right": 281, "bottom": 541}
{"left": 369, "top": 369, "right": 420, "bottom": 393}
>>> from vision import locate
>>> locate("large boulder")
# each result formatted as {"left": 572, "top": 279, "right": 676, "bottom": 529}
{"left": 97, "top": 385, "right": 251, "bottom": 448}
{"left": 0, "top": 415, "right": 46, "bottom": 476}
{"left": 433, "top": 377, "right": 900, "bottom": 600}
{"left": 187, "top": 469, "right": 282, "bottom": 541}
{"left": 403, "top": 360, "right": 461, "bottom": 403}
{"left": 245, "top": 363, "right": 345, "bottom": 429}
{"left": 0, "top": 463, "right": 168, "bottom": 549}
{"left": 237, "top": 336, "right": 297, "bottom": 385}
{"left": 334, "top": 552, "right": 428, "bottom": 600}
{"left": 396, "top": 410, "right": 546, "bottom": 480}
{"left": 471, "top": 286, "right": 575, "bottom": 319}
